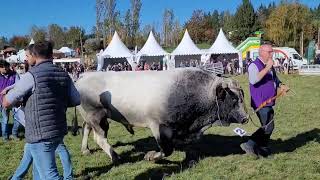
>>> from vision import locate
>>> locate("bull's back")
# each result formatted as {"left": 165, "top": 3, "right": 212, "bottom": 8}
{"left": 76, "top": 68, "right": 215, "bottom": 127}
{"left": 77, "top": 70, "right": 178, "bottom": 126}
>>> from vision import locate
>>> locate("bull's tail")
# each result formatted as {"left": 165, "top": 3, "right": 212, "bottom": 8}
{"left": 125, "top": 124, "right": 135, "bottom": 135}
{"left": 71, "top": 107, "right": 80, "bottom": 136}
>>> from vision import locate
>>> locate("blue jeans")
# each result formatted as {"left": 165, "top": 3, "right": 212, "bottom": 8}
{"left": 1, "top": 106, "right": 21, "bottom": 139}
{"left": 12, "top": 140, "right": 73, "bottom": 180}
{"left": 21, "top": 137, "right": 62, "bottom": 180}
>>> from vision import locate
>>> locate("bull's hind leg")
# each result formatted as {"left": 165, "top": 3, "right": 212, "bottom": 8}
{"left": 144, "top": 122, "right": 174, "bottom": 161}
{"left": 89, "top": 111, "right": 119, "bottom": 163}
{"left": 92, "top": 122, "right": 120, "bottom": 163}
{"left": 81, "top": 122, "right": 92, "bottom": 155}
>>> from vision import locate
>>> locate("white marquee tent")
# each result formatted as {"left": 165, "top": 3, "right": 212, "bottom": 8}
{"left": 209, "top": 29, "right": 240, "bottom": 54}
{"left": 14, "top": 39, "right": 35, "bottom": 63}
{"left": 170, "top": 29, "right": 203, "bottom": 69}
{"left": 100, "top": 31, "right": 134, "bottom": 70}
{"left": 136, "top": 31, "right": 169, "bottom": 69}
{"left": 206, "top": 28, "right": 243, "bottom": 72}
{"left": 137, "top": 31, "right": 168, "bottom": 58}
{"left": 59, "top": 47, "right": 75, "bottom": 57}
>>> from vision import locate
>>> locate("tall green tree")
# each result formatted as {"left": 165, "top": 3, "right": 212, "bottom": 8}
{"left": 48, "top": 24, "right": 65, "bottom": 49}
{"left": 104, "top": 0, "right": 117, "bottom": 39}
{"left": 255, "top": 4, "right": 269, "bottom": 30}
{"left": 0, "top": 37, "right": 8, "bottom": 49}
{"left": 162, "top": 8, "right": 175, "bottom": 46}
{"left": 220, "top": 11, "right": 235, "bottom": 40}
{"left": 65, "top": 26, "right": 85, "bottom": 49}
{"left": 9, "top": 36, "right": 29, "bottom": 50}
{"left": 185, "top": 10, "right": 206, "bottom": 44}
{"left": 265, "top": 2, "right": 313, "bottom": 51}
{"left": 96, "top": 0, "right": 106, "bottom": 40}
{"left": 130, "top": 0, "right": 142, "bottom": 45}
{"left": 233, "top": 0, "right": 257, "bottom": 43}
{"left": 172, "top": 20, "right": 182, "bottom": 46}
{"left": 30, "top": 26, "right": 47, "bottom": 43}
{"left": 211, "top": 10, "right": 220, "bottom": 34}
{"left": 124, "top": 9, "right": 132, "bottom": 47}
{"left": 311, "top": 4, "right": 320, "bottom": 46}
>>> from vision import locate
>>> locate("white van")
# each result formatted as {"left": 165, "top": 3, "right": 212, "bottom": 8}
{"left": 249, "top": 47, "right": 307, "bottom": 70}
{"left": 273, "top": 47, "right": 307, "bottom": 70}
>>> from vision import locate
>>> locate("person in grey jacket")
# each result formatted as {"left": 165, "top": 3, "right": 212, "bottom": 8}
{"left": 3, "top": 41, "right": 80, "bottom": 179}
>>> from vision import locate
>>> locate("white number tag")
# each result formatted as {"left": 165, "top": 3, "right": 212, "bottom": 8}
{"left": 233, "top": 127, "right": 246, "bottom": 137}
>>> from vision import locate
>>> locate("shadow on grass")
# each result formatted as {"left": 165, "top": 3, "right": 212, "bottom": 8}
{"left": 75, "top": 128, "right": 320, "bottom": 179}
{"left": 135, "top": 128, "right": 320, "bottom": 180}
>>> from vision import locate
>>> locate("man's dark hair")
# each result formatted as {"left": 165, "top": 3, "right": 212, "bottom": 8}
{"left": 0, "top": 59, "right": 10, "bottom": 68}
{"left": 27, "top": 41, "right": 53, "bottom": 59}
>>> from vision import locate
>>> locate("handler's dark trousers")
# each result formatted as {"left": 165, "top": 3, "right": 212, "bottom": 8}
{"left": 250, "top": 106, "right": 274, "bottom": 147}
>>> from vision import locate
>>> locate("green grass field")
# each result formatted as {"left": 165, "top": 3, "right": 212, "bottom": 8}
{"left": 0, "top": 74, "right": 319, "bottom": 180}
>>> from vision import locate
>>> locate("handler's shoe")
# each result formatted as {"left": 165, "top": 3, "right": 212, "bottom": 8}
{"left": 257, "top": 146, "right": 272, "bottom": 158}
{"left": 240, "top": 142, "right": 258, "bottom": 158}
{"left": 9, "top": 135, "right": 19, "bottom": 141}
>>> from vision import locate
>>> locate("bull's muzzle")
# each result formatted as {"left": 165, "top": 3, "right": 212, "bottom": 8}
{"left": 241, "top": 117, "right": 249, "bottom": 124}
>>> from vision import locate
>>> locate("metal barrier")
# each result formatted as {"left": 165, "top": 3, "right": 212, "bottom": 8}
{"left": 299, "top": 65, "right": 320, "bottom": 75}
{"left": 201, "top": 62, "right": 224, "bottom": 75}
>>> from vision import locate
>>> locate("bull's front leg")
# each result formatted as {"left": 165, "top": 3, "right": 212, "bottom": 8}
{"left": 81, "top": 122, "right": 92, "bottom": 155}
{"left": 144, "top": 122, "right": 174, "bottom": 161}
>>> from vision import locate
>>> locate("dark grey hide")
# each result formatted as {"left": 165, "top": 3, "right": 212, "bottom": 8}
{"left": 75, "top": 68, "right": 248, "bottom": 162}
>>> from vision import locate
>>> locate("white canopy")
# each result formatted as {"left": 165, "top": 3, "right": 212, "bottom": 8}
{"left": 29, "top": 38, "right": 35, "bottom": 45}
{"left": 53, "top": 58, "right": 81, "bottom": 63}
{"left": 137, "top": 31, "right": 168, "bottom": 57}
{"left": 17, "top": 49, "right": 26, "bottom": 62}
{"left": 59, "top": 47, "right": 74, "bottom": 53}
{"left": 171, "top": 29, "right": 203, "bottom": 56}
{"left": 96, "top": 49, "right": 104, "bottom": 71}
{"left": 59, "top": 47, "right": 75, "bottom": 57}
{"left": 209, "top": 28, "right": 239, "bottom": 54}
{"left": 101, "top": 31, "right": 133, "bottom": 58}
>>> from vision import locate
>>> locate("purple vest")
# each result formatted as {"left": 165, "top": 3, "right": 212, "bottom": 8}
{"left": 249, "top": 58, "right": 276, "bottom": 110}
{"left": 0, "top": 72, "right": 16, "bottom": 104}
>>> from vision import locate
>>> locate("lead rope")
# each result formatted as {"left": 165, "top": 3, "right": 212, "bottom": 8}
{"left": 247, "top": 89, "right": 289, "bottom": 129}
{"left": 215, "top": 96, "right": 223, "bottom": 126}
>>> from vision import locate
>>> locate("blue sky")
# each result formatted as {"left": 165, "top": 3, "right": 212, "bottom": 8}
{"left": 1, "top": 0, "right": 319, "bottom": 38}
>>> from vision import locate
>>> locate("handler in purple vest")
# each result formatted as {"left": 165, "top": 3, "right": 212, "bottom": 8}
{"left": 240, "top": 44, "right": 289, "bottom": 158}
{"left": 0, "top": 59, "right": 21, "bottom": 141}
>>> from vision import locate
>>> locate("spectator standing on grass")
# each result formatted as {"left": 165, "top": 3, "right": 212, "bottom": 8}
{"left": 0, "top": 60, "right": 22, "bottom": 141}
{"left": 3, "top": 41, "right": 80, "bottom": 179}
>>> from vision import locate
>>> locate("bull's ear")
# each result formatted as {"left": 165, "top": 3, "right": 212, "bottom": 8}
{"left": 216, "top": 84, "right": 227, "bottom": 101}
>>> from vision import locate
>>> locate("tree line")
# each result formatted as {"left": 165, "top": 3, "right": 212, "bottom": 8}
{"left": 1, "top": 0, "right": 320, "bottom": 55}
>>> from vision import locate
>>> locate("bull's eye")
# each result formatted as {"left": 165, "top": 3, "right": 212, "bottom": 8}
{"left": 233, "top": 98, "right": 238, "bottom": 104}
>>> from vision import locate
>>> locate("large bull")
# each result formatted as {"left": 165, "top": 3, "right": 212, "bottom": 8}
{"left": 75, "top": 68, "right": 248, "bottom": 162}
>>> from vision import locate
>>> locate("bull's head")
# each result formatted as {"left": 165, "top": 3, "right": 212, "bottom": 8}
{"left": 215, "top": 78, "right": 248, "bottom": 126}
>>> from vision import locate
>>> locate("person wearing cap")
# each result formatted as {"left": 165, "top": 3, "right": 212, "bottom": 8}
{"left": 0, "top": 59, "right": 21, "bottom": 141}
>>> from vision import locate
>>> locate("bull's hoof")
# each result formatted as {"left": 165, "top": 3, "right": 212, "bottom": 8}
{"left": 111, "top": 151, "right": 121, "bottom": 165}
{"left": 144, "top": 151, "right": 164, "bottom": 162}
{"left": 82, "top": 149, "right": 91, "bottom": 155}
{"left": 187, "top": 160, "right": 197, "bottom": 168}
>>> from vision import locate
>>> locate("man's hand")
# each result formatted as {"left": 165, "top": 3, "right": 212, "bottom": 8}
{"left": 0, "top": 89, "right": 8, "bottom": 95}
{"left": 279, "top": 84, "right": 290, "bottom": 96}
{"left": 266, "top": 59, "right": 274, "bottom": 70}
